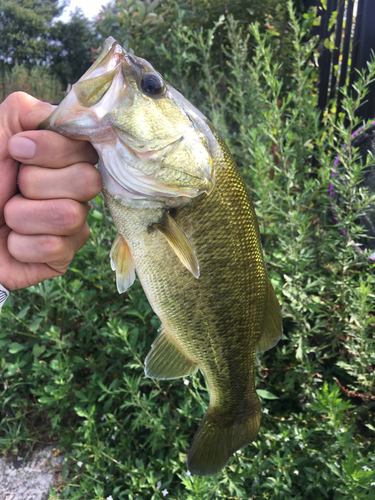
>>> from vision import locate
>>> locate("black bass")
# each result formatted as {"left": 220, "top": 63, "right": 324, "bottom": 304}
{"left": 40, "top": 37, "right": 282, "bottom": 476}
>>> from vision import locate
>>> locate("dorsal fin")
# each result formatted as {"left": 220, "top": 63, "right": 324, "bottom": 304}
{"left": 153, "top": 212, "right": 200, "bottom": 279}
{"left": 110, "top": 234, "right": 136, "bottom": 293}
{"left": 256, "top": 280, "right": 282, "bottom": 353}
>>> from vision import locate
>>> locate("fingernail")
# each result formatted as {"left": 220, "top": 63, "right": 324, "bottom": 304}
{"left": 9, "top": 137, "right": 36, "bottom": 160}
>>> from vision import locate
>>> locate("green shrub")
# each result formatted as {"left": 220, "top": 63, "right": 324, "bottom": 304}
{"left": 0, "top": 64, "right": 64, "bottom": 103}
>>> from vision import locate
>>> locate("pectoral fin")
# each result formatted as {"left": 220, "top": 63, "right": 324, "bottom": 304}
{"left": 145, "top": 325, "right": 198, "bottom": 379}
{"left": 110, "top": 234, "right": 136, "bottom": 293}
{"left": 153, "top": 213, "right": 200, "bottom": 278}
{"left": 256, "top": 280, "right": 282, "bottom": 353}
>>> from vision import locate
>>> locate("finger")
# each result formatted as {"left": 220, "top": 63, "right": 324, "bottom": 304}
{"left": 0, "top": 93, "right": 97, "bottom": 223}
{"left": 8, "top": 129, "right": 98, "bottom": 168}
{"left": 0, "top": 155, "right": 17, "bottom": 226}
{"left": 18, "top": 162, "right": 102, "bottom": 202}
{"left": 4, "top": 195, "right": 90, "bottom": 236}
{"left": 7, "top": 222, "right": 90, "bottom": 268}
{"left": 0, "top": 94, "right": 56, "bottom": 222}
{"left": 0, "top": 222, "right": 90, "bottom": 290}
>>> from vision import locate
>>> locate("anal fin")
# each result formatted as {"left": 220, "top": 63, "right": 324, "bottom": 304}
{"left": 145, "top": 325, "right": 198, "bottom": 379}
{"left": 256, "top": 280, "right": 282, "bottom": 353}
{"left": 153, "top": 212, "right": 200, "bottom": 278}
{"left": 110, "top": 234, "right": 136, "bottom": 294}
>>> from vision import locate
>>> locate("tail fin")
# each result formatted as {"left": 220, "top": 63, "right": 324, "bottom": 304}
{"left": 187, "top": 403, "right": 261, "bottom": 476}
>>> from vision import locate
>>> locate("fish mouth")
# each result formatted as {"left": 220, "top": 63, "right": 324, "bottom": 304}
{"left": 39, "top": 38, "right": 151, "bottom": 138}
{"left": 39, "top": 39, "right": 131, "bottom": 139}
{"left": 78, "top": 37, "right": 125, "bottom": 80}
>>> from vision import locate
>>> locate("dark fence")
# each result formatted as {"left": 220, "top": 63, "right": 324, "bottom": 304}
{"left": 304, "top": 0, "right": 375, "bottom": 121}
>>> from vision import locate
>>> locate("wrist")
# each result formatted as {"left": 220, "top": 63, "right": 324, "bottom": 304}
{"left": 0, "top": 284, "right": 9, "bottom": 310}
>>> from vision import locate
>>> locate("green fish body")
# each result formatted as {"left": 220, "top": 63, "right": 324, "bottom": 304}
{"left": 41, "top": 37, "right": 282, "bottom": 476}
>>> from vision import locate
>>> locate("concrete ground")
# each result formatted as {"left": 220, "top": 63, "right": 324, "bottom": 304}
{"left": 0, "top": 446, "right": 65, "bottom": 500}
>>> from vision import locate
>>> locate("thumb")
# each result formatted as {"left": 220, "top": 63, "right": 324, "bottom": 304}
{"left": 0, "top": 91, "right": 56, "bottom": 138}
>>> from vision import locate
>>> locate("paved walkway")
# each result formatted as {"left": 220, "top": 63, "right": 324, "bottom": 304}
{"left": 0, "top": 446, "right": 64, "bottom": 500}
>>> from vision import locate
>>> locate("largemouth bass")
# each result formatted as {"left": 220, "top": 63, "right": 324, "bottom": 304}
{"left": 40, "top": 37, "right": 282, "bottom": 476}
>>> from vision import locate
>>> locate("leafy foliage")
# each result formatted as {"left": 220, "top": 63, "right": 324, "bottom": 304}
{"left": 0, "top": 1, "right": 96, "bottom": 87}
{"left": 0, "top": 0, "right": 64, "bottom": 67}
{"left": 1, "top": 1, "right": 375, "bottom": 499}
{"left": 50, "top": 10, "right": 98, "bottom": 87}
{"left": 94, "top": 0, "right": 303, "bottom": 90}
{"left": 0, "top": 64, "right": 64, "bottom": 103}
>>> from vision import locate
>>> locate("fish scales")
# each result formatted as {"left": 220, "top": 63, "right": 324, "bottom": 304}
{"left": 40, "top": 37, "right": 282, "bottom": 476}
{"left": 106, "top": 133, "right": 266, "bottom": 392}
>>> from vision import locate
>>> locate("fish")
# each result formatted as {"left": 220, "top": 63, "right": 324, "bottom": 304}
{"left": 39, "top": 37, "right": 282, "bottom": 476}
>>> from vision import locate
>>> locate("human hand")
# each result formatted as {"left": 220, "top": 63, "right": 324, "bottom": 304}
{"left": 0, "top": 92, "right": 102, "bottom": 291}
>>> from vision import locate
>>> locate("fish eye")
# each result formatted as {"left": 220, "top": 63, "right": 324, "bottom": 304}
{"left": 139, "top": 73, "right": 165, "bottom": 97}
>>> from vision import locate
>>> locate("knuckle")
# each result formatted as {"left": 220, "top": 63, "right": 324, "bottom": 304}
{"left": 3, "top": 200, "right": 12, "bottom": 224}
{"left": 66, "top": 224, "right": 90, "bottom": 260}
{"left": 81, "top": 222, "right": 91, "bottom": 246}
{"left": 4, "top": 92, "right": 18, "bottom": 108}
{"left": 70, "top": 224, "right": 90, "bottom": 255}
{"left": 90, "top": 167, "right": 102, "bottom": 195}
{"left": 6, "top": 230, "right": 20, "bottom": 258}
{"left": 56, "top": 200, "right": 85, "bottom": 233}
{"left": 41, "top": 235, "right": 74, "bottom": 264}
{"left": 4, "top": 91, "right": 35, "bottom": 111}
{"left": 3, "top": 197, "right": 18, "bottom": 227}
{"left": 74, "top": 164, "right": 102, "bottom": 200}
{"left": 4, "top": 91, "right": 23, "bottom": 107}
{"left": 39, "top": 235, "right": 64, "bottom": 257}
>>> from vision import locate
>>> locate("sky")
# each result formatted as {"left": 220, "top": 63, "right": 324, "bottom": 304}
{"left": 57, "top": 0, "right": 109, "bottom": 23}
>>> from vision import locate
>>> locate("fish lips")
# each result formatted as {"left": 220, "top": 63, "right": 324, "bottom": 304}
{"left": 39, "top": 36, "right": 162, "bottom": 136}
{"left": 39, "top": 37, "right": 129, "bottom": 137}
{"left": 38, "top": 92, "right": 102, "bottom": 139}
